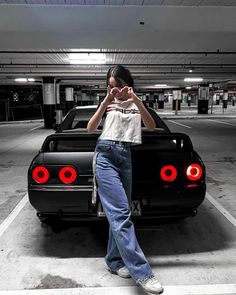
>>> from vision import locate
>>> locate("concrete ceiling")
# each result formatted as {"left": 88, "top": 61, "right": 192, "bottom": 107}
{"left": 0, "top": 1, "right": 236, "bottom": 91}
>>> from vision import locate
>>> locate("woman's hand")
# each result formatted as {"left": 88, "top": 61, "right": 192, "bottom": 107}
{"left": 103, "top": 86, "right": 116, "bottom": 106}
{"left": 126, "top": 87, "right": 142, "bottom": 105}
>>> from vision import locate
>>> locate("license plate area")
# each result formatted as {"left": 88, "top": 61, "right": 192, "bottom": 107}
{"left": 97, "top": 200, "right": 142, "bottom": 217}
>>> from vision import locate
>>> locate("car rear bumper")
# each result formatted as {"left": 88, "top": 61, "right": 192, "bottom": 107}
{"left": 37, "top": 210, "right": 197, "bottom": 224}
{"left": 28, "top": 183, "right": 206, "bottom": 221}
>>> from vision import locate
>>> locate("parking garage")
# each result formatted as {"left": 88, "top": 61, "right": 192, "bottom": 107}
{"left": 1, "top": 1, "right": 236, "bottom": 295}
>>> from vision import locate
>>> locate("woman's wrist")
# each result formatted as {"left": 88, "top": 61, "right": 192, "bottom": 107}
{"left": 133, "top": 96, "right": 143, "bottom": 107}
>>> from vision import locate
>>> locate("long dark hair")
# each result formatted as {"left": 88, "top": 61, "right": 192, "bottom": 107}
{"left": 106, "top": 65, "right": 134, "bottom": 89}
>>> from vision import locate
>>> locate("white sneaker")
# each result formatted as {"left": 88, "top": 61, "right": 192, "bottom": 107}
{"left": 137, "top": 276, "right": 164, "bottom": 294}
{"left": 109, "top": 266, "right": 131, "bottom": 278}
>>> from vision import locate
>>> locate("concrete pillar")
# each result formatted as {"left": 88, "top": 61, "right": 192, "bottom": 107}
{"left": 187, "top": 94, "right": 192, "bottom": 106}
{"left": 65, "top": 87, "right": 74, "bottom": 113}
{"left": 95, "top": 94, "right": 100, "bottom": 106}
{"left": 54, "top": 82, "right": 63, "bottom": 125}
{"left": 158, "top": 93, "right": 165, "bottom": 109}
{"left": 172, "top": 90, "right": 181, "bottom": 111}
{"left": 232, "top": 95, "right": 235, "bottom": 106}
{"left": 198, "top": 86, "right": 209, "bottom": 114}
{"left": 42, "top": 77, "right": 56, "bottom": 129}
{"left": 56, "top": 83, "right": 60, "bottom": 105}
{"left": 223, "top": 91, "right": 228, "bottom": 109}
{"left": 149, "top": 93, "right": 154, "bottom": 108}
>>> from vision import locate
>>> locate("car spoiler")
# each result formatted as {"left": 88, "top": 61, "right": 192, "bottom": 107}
{"left": 41, "top": 132, "right": 193, "bottom": 152}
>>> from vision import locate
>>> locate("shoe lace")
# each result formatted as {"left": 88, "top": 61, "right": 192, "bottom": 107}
{"left": 139, "top": 275, "right": 156, "bottom": 284}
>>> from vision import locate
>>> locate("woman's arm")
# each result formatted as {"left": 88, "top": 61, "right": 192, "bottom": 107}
{"left": 127, "top": 87, "right": 156, "bottom": 131}
{"left": 87, "top": 87, "right": 114, "bottom": 133}
{"left": 135, "top": 100, "right": 156, "bottom": 131}
{"left": 87, "top": 101, "right": 108, "bottom": 133}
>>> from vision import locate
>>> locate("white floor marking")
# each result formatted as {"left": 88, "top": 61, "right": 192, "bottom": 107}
{"left": 167, "top": 120, "right": 192, "bottom": 129}
{"left": 0, "top": 284, "right": 236, "bottom": 295}
{"left": 29, "top": 124, "right": 44, "bottom": 131}
{"left": 206, "top": 119, "right": 236, "bottom": 127}
{"left": 206, "top": 192, "right": 236, "bottom": 228}
{"left": 0, "top": 194, "right": 28, "bottom": 238}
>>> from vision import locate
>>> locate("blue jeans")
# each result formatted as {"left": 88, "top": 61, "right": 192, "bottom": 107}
{"left": 95, "top": 139, "right": 154, "bottom": 282}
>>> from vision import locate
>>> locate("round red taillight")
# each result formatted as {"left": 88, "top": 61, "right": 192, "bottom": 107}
{"left": 59, "top": 166, "right": 77, "bottom": 184}
{"left": 160, "top": 165, "right": 177, "bottom": 182}
{"left": 186, "top": 164, "right": 202, "bottom": 181}
{"left": 32, "top": 166, "right": 49, "bottom": 184}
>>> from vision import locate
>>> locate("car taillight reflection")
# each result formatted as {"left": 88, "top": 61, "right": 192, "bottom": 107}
{"left": 59, "top": 166, "right": 77, "bottom": 184}
{"left": 32, "top": 166, "right": 49, "bottom": 184}
{"left": 186, "top": 164, "right": 202, "bottom": 181}
{"left": 160, "top": 165, "right": 177, "bottom": 182}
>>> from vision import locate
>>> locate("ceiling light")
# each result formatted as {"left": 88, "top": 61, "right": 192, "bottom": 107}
{"left": 27, "top": 78, "right": 35, "bottom": 82}
{"left": 184, "top": 78, "right": 203, "bottom": 82}
{"left": 68, "top": 53, "right": 106, "bottom": 64}
{"left": 185, "top": 86, "right": 192, "bottom": 89}
{"left": 70, "top": 49, "right": 100, "bottom": 52}
{"left": 15, "top": 78, "right": 27, "bottom": 82}
{"left": 155, "top": 84, "right": 168, "bottom": 87}
{"left": 189, "top": 69, "right": 193, "bottom": 73}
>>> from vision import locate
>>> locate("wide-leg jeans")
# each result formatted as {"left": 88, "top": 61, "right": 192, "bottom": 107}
{"left": 94, "top": 139, "right": 154, "bottom": 282}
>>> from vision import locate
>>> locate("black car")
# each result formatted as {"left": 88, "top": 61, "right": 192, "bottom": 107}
{"left": 28, "top": 105, "right": 206, "bottom": 231}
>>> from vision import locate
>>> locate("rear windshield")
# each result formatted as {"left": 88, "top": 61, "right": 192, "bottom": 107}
{"left": 47, "top": 138, "right": 97, "bottom": 152}
{"left": 60, "top": 106, "right": 170, "bottom": 133}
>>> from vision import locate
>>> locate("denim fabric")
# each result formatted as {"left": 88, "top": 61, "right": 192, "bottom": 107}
{"left": 95, "top": 139, "right": 154, "bottom": 281}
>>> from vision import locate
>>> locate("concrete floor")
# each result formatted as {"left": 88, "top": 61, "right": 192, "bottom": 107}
{"left": 0, "top": 118, "right": 236, "bottom": 294}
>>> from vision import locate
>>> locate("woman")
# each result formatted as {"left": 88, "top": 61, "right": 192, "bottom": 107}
{"left": 87, "top": 65, "right": 164, "bottom": 294}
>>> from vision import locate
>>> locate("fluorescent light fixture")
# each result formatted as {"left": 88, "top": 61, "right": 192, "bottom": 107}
{"left": 70, "top": 48, "right": 100, "bottom": 52}
{"left": 68, "top": 53, "right": 106, "bottom": 64}
{"left": 184, "top": 78, "right": 203, "bottom": 82}
{"left": 15, "top": 78, "right": 27, "bottom": 82}
{"left": 27, "top": 78, "right": 35, "bottom": 82}
{"left": 185, "top": 86, "right": 192, "bottom": 89}
{"left": 155, "top": 84, "right": 168, "bottom": 87}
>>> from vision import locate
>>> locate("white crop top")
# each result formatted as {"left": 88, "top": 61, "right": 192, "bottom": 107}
{"left": 98, "top": 101, "right": 142, "bottom": 145}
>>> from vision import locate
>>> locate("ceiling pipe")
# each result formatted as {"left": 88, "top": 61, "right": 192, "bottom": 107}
{"left": 1, "top": 63, "right": 236, "bottom": 68}
{"left": 0, "top": 71, "right": 235, "bottom": 77}
{"left": 0, "top": 50, "right": 236, "bottom": 55}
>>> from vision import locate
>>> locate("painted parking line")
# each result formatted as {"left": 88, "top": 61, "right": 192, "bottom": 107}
{"left": 29, "top": 124, "right": 44, "bottom": 131}
{"left": 206, "top": 119, "right": 236, "bottom": 127}
{"left": 167, "top": 120, "right": 192, "bottom": 129}
{"left": 206, "top": 192, "right": 236, "bottom": 228}
{"left": 0, "top": 284, "right": 236, "bottom": 295}
{"left": 0, "top": 194, "right": 28, "bottom": 238}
